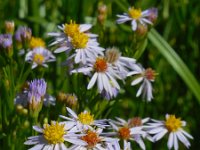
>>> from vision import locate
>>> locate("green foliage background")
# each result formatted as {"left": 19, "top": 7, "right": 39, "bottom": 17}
{"left": 0, "top": 0, "right": 199, "bottom": 149}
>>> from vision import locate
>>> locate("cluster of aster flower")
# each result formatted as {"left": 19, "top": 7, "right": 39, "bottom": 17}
{"left": 47, "top": 7, "right": 158, "bottom": 101}
{"left": 25, "top": 107, "right": 193, "bottom": 150}
{"left": 9, "top": 5, "right": 193, "bottom": 150}
{"left": 15, "top": 79, "right": 55, "bottom": 115}
{"left": 14, "top": 26, "right": 56, "bottom": 69}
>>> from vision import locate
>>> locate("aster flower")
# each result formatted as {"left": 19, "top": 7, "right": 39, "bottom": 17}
{"left": 116, "top": 6, "right": 155, "bottom": 31}
{"left": 60, "top": 107, "right": 108, "bottom": 132}
{"left": 145, "top": 8, "right": 158, "bottom": 24}
{"left": 107, "top": 117, "right": 151, "bottom": 150}
{"left": 25, "top": 47, "right": 56, "bottom": 69}
{"left": 48, "top": 20, "right": 104, "bottom": 64}
{"left": 24, "top": 121, "right": 86, "bottom": 150}
{"left": 15, "top": 26, "right": 32, "bottom": 43}
{"left": 69, "top": 128, "right": 120, "bottom": 150}
{"left": 14, "top": 79, "right": 55, "bottom": 109}
{"left": 71, "top": 56, "right": 121, "bottom": 99}
{"left": 105, "top": 47, "right": 136, "bottom": 79}
{"left": 127, "top": 64, "right": 157, "bottom": 101}
{"left": 0, "top": 34, "right": 13, "bottom": 49}
{"left": 146, "top": 114, "right": 193, "bottom": 150}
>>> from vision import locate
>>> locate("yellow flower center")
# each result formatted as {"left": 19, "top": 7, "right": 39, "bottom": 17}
{"left": 118, "top": 127, "right": 131, "bottom": 140}
{"left": 94, "top": 57, "right": 108, "bottom": 72}
{"left": 43, "top": 122, "right": 65, "bottom": 144}
{"left": 30, "top": 37, "right": 45, "bottom": 49}
{"left": 81, "top": 131, "right": 101, "bottom": 148}
{"left": 128, "top": 7, "right": 142, "bottom": 19}
{"left": 33, "top": 53, "right": 45, "bottom": 65}
{"left": 144, "top": 68, "right": 157, "bottom": 81}
{"left": 71, "top": 32, "right": 88, "bottom": 49}
{"left": 78, "top": 112, "right": 94, "bottom": 125}
{"left": 165, "top": 115, "right": 182, "bottom": 132}
{"left": 64, "top": 20, "right": 80, "bottom": 37}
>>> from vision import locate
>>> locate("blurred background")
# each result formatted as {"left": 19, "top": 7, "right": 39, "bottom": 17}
{"left": 0, "top": 0, "right": 199, "bottom": 149}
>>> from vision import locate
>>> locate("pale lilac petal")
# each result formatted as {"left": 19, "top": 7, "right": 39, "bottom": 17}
{"left": 66, "top": 107, "right": 78, "bottom": 119}
{"left": 87, "top": 72, "right": 98, "bottom": 89}
{"left": 167, "top": 132, "right": 174, "bottom": 149}
{"left": 131, "top": 20, "right": 137, "bottom": 31}
{"left": 131, "top": 77, "right": 143, "bottom": 86}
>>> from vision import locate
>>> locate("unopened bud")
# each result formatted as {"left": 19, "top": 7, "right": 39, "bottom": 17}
{"left": 57, "top": 92, "right": 68, "bottom": 103}
{"left": 97, "top": 15, "right": 106, "bottom": 25}
{"left": 136, "top": 24, "right": 148, "bottom": 37}
{"left": 128, "top": 117, "right": 142, "bottom": 127}
{"left": 16, "top": 104, "right": 23, "bottom": 113}
{"left": 98, "top": 4, "right": 107, "bottom": 15}
{"left": 97, "top": 4, "right": 107, "bottom": 25}
{"left": 5, "top": 21, "right": 15, "bottom": 34}
{"left": 22, "top": 108, "right": 28, "bottom": 115}
{"left": 23, "top": 120, "right": 30, "bottom": 128}
{"left": 43, "top": 117, "right": 48, "bottom": 124}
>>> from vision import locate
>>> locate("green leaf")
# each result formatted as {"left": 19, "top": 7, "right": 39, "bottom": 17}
{"left": 148, "top": 28, "right": 200, "bottom": 103}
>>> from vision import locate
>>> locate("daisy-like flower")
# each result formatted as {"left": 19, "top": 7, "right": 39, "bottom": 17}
{"left": 116, "top": 6, "right": 154, "bottom": 31}
{"left": 69, "top": 128, "right": 120, "bottom": 150}
{"left": 24, "top": 121, "right": 86, "bottom": 150}
{"left": 107, "top": 117, "right": 150, "bottom": 150}
{"left": 15, "top": 26, "right": 32, "bottom": 43}
{"left": 14, "top": 79, "right": 55, "bottom": 109}
{"left": 48, "top": 20, "right": 104, "bottom": 64}
{"left": 0, "top": 34, "right": 13, "bottom": 49}
{"left": 105, "top": 47, "right": 136, "bottom": 79}
{"left": 71, "top": 56, "right": 121, "bottom": 99}
{"left": 146, "top": 114, "right": 193, "bottom": 150}
{"left": 127, "top": 64, "right": 157, "bottom": 101}
{"left": 25, "top": 47, "right": 56, "bottom": 69}
{"left": 60, "top": 107, "right": 108, "bottom": 132}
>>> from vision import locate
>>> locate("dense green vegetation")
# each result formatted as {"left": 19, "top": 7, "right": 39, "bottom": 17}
{"left": 0, "top": 0, "right": 199, "bottom": 149}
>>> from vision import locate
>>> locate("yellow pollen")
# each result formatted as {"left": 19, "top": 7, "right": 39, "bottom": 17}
{"left": 43, "top": 122, "right": 65, "bottom": 144}
{"left": 118, "top": 127, "right": 131, "bottom": 140}
{"left": 78, "top": 112, "right": 94, "bottom": 125}
{"left": 128, "top": 7, "right": 142, "bottom": 20}
{"left": 30, "top": 37, "right": 45, "bottom": 49}
{"left": 94, "top": 57, "right": 108, "bottom": 72}
{"left": 81, "top": 131, "right": 101, "bottom": 148}
{"left": 144, "top": 68, "right": 157, "bottom": 81}
{"left": 165, "top": 115, "right": 182, "bottom": 132}
{"left": 64, "top": 20, "right": 80, "bottom": 37}
{"left": 33, "top": 53, "right": 45, "bottom": 65}
{"left": 71, "top": 32, "right": 88, "bottom": 49}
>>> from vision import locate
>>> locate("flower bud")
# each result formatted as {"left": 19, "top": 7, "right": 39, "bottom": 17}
{"left": 136, "top": 24, "right": 148, "bottom": 37}
{"left": 147, "top": 8, "right": 158, "bottom": 24}
{"left": 5, "top": 21, "right": 15, "bottom": 34}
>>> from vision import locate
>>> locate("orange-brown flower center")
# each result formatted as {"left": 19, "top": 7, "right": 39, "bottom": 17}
{"left": 94, "top": 57, "right": 108, "bottom": 72}
{"left": 81, "top": 131, "right": 101, "bottom": 148}
{"left": 118, "top": 127, "right": 131, "bottom": 140}
{"left": 144, "top": 68, "right": 157, "bottom": 81}
{"left": 128, "top": 117, "right": 142, "bottom": 127}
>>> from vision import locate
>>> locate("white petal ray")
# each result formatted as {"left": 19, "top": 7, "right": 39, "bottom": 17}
{"left": 167, "top": 132, "right": 174, "bottom": 149}
{"left": 87, "top": 72, "right": 98, "bottom": 89}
